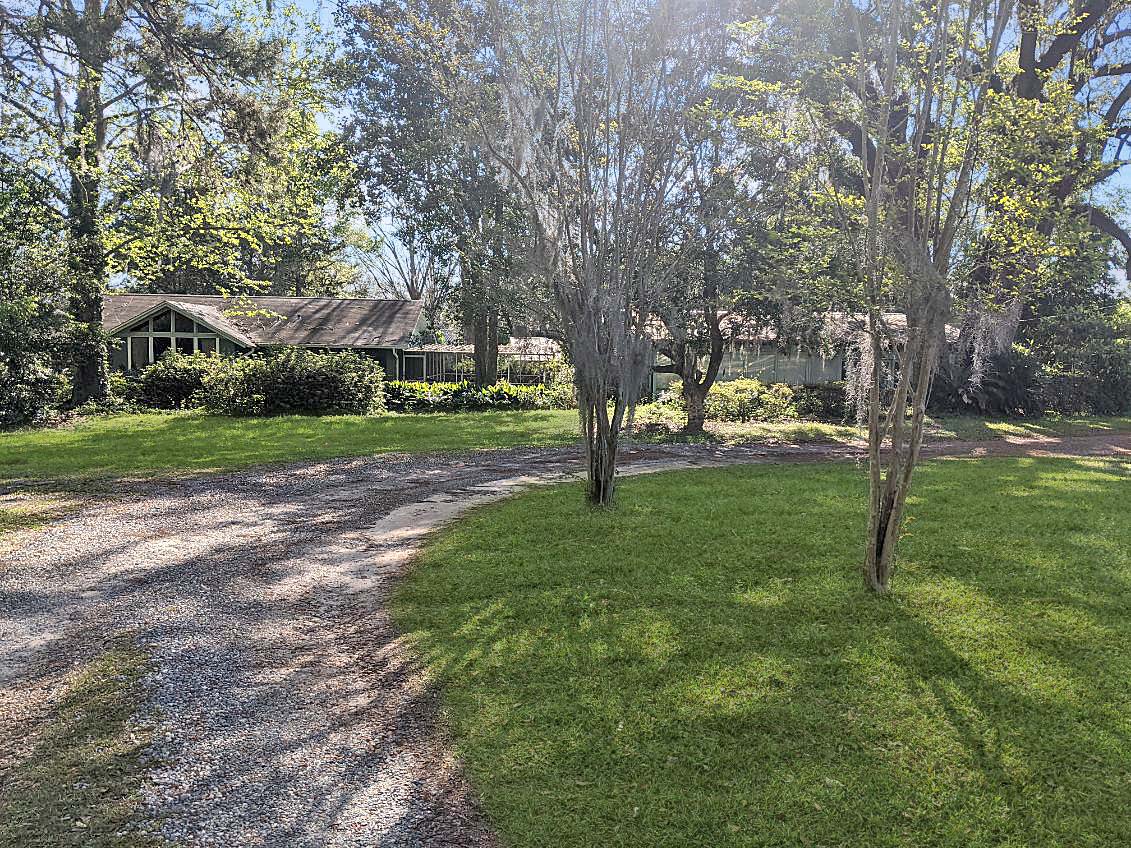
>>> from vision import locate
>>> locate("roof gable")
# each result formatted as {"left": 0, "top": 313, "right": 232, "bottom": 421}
{"left": 102, "top": 294, "right": 425, "bottom": 348}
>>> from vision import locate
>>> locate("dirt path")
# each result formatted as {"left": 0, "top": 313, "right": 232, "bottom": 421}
{"left": 1, "top": 433, "right": 1128, "bottom": 847}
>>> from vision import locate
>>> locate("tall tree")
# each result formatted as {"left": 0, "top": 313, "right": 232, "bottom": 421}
{"left": 485, "top": 0, "right": 728, "bottom": 503}
{"left": 807, "top": 0, "right": 1073, "bottom": 591}
{"left": 341, "top": 0, "right": 522, "bottom": 384}
{"left": 958, "top": 0, "right": 1131, "bottom": 369}
{"left": 0, "top": 0, "right": 286, "bottom": 403}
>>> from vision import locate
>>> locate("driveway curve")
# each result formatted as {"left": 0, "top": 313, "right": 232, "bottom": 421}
{"left": 1, "top": 433, "right": 1128, "bottom": 847}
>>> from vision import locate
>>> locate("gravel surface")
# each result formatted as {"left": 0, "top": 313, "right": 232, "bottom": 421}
{"left": 1, "top": 433, "right": 1128, "bottom": 846}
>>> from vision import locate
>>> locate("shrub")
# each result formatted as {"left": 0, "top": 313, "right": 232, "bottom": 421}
{"left": 792, "top": 382, "right": 848, "bottom": 422}
{"left": 204, "top": 348, "right": 385, "bottom": 416}
{"left": 385, "top": 379, "right": 547, "bottom": 412}
{"left": 137, "top": 352, "right": 224, "bottom": 409}
{"left": 663, "top": 378, "right": 798, "bottom": 422}
{"left": 930, "top": 348, "right": 1045, "bottom": 417}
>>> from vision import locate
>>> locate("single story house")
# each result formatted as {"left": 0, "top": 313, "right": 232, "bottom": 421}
{"left": 648, "top": 312, "right": 958, "bottom": 394}
{"left": 102, "top": 294, "right": 560, "bottom": 382}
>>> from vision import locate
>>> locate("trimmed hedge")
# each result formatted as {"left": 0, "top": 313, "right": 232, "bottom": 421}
{"left": 385, "top": 380, "right": 547, "bottom": 412}
{"left": 204, "top": 348, "right": 385, "bottom": 416}
{"left": 656, "top": 379, "right": 847, "bottom": 424}
{"left": 792, "top": 382, "right": 848, "bottom": 422}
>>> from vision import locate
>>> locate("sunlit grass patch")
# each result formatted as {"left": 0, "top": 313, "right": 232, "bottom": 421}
{"left": 396, "top": 457, "right": 1131, "bottom": 847}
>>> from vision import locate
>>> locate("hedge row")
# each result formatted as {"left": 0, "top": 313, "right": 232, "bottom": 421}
{"left": 658, "top": 379, "right": 847, "bottom": 423}
{"left": 132, "top": 349, "right": 579, "bottom": 416}
{"left": 135, "top": 349, "right": 385, "bottom": 415}
{"left": 385, "top": 379, "right": 572, "bottom": 412}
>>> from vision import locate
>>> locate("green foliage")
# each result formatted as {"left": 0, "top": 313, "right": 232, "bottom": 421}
{"left": 791, "top": 382, "right": 848, "bottom": 422}
{"left": 662, "top": 378, "right": 799, "bottom": 422}
{"left": 0, "top": 169, "right": 69, "bottom": 427}
{"left": 385, "top": 380, "right": 548, "bottom": 413}
{"left": 931, "top": 349, "right": 1046, "bottom": 417}
{"left": 203, "top": 348, "right": 386, "bottom": 416}
{"left": 136, "top": 352, "right": 225, "bottom": 410}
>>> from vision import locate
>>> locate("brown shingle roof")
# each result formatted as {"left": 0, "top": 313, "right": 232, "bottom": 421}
{"left": 103, "top": 294, "right": 424, "bottom": 348}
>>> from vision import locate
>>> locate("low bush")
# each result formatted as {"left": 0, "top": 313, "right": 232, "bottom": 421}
{"left": 203, "top": 348, "right": 385, "bottom": 416}
{"left": 661, "top": 378, "right": 799, "bottom": 422}
{"left": 791, "top": 382, "right": 848, "bottom": 422}
{"left": 0, "top": 359, "right": 65, "bottom": 427}
{"left": 385, "top": 380, "right": 546, "bottom": 412}
{"left": 136, "top": 352, "right": 224, "bottom": 409}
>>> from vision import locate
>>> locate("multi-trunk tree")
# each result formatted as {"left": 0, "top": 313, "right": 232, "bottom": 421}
{"left": 805, "top": 0, "right": 1075, "bottom": 591}
{"left": 483, "top": 0, "right": 732, "bottom": 503}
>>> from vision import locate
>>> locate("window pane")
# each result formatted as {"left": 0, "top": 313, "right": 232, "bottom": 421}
{"left": 172, "top": 312, "right": 192, "bottom": 333}
{"left": 128, "top": 319, "right": 150, "bottom": 332}
{"left": 130, "top": 336, "right": 149, "bottom": 370}
{"left": 175, "top": 336, "right": 194, "bottom": 355}
{"left": 220, "top": 338, "right": 238, "bottom": 355}
{"left": 199, "top": 337, "right": 217, "bottom": 354}
{"left": 153, "top": 336, "right": 171, "bottom": 359}
{"left": 152, "top": 310, "right": 171, "bottom": 332}
{"left": 110, "top": 338, "right": 128, "bottom": 371}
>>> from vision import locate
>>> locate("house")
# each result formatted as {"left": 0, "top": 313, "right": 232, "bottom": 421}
{"left": 102, "top": 294, "right": 561, "bottom": 382}
{"left": 648, "top": 311, "right": 967, "bottom": 393}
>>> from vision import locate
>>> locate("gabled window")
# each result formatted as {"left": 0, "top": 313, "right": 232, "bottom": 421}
{"left": 117, "top": 306, "right": 231, "bottom": 371}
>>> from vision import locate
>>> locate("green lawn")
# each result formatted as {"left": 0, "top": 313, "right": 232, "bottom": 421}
{"left": 2, "top": 409, "right": 1127, "bottom": 485}
{"left": 0, "top": 409, "right": 581, "bottom": 482}
{"left": 396, "top": 457, "right": 1131, "bottom": 847}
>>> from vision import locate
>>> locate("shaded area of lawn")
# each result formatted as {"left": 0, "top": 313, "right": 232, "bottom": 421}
{"left": 631, "top": 412, "right": 1131, "bottom": 447}
{"left": 0, "top": 637, "right": 159, "bottom": 847}
{"left": 396, "top": 458, "right": 1131, "bottom": 848}
{"left": 0, "top": 410, "right": 581, "bottom": 483}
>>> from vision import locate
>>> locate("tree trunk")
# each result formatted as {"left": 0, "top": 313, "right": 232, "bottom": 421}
{"left": 461, "top": 257, "right": 499, "bottom": 386}
{"left": 863, "top": 327, "right": 939, "bottom": 593}
{"left": 67, "top": 58, "right": 109, "bottom": 406}
{"left": 683, "top": 382, "right": 707, "bottom": 434}
{"left": 580, "top": 389, "right": 618, "bottom": 505}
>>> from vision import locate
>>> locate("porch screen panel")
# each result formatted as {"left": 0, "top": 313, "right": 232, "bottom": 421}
{"left": 403, "top": 355, "right": 425, "bottom": 380}
{"left": 774, "top": 349, "right": 808, "bottom": 384}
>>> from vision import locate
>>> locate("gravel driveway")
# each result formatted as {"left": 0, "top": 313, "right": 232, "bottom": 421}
{"left": 1, "top": 433, "right": 1128, "bottom": 846}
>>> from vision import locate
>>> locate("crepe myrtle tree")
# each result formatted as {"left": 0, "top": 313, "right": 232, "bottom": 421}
{"left": 813, "top": 0, "right": 1074, "bottom": 591}
{"left": 482, "top": 0, "right": 730, "bottom": 504}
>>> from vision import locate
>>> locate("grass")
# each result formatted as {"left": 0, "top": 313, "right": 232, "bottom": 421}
{"left": 0, "top": 409, "right": 581, "bottom": 482}
{"left": 0, "top": 637, "right": 160, "bottom": 847}
{"left": 634, "top": 411, "right": 1131, "bottom": 447}
{"left": 395, "top": 457, "right": 1131, "bottom": 847}
{"left": 928, "top": 413, "right": 1131, "bottom": 441}
{"left": 2, "top": 409, "right": 1127, "bottom": 485}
